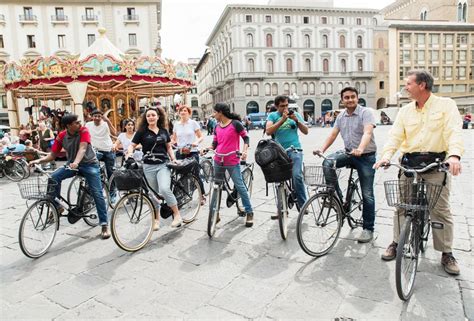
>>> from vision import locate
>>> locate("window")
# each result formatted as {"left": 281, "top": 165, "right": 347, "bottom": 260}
{"left": 327, "top": 83, "right": 333, "bottom": 94}
{"left": 341, "top": 59, "right": 346, "bottom": 72}
{"left": 339, "top": 35, "right": 346, "bottom": 48}
{"left": 283, "top": 83, "right": 290, "bottom": 95}
{"left": 457, "top": 34, "right": 468, "bottom": 47}
{"left": 55, "top": 7, "right": 65, "bottom": 19}
{"left": 444, "top": 34, "right": 454, "bottom": 45}
{"left": 266, "top": 34, "right": 273, "bottom": 47}
{"left": 420, "top": 10, "right": 427, "bottom": 20}
{"left": 321, "top": 17, "right": 327, "bottom": 24}
{"left": 416, "top": 34, "right": 425, "bottom": 46}
{"left": 339, "top": 17, "right": 344, "bottom": 25}
{"left": 85, "top": 7, "right": 94, "bottom": 18}
{"left": 87, "top": 34, "right": 95, "bottom": 46}
{"left": 457, "top": 66, "right": 466, "bottom": 78}
{"left": 304, "top": 34, "right": 310, "bottom": 48}
{"left": 58, "top": 35, "right": 66, "bottom": 48}
{"left": 458, "top": 50, "right": 467, "bottom": 62}
{"left": 285, "top": 16, "right": 291, "bottom": 23}
{"left": 378, "top": 37, "right": 384, "bottom": 49}
{"left": 430, "top": 34, "right": 440, "bottom": 46}
{"left": 129, "top": 33, "right": 137, "bottom": 46}
{"left": 265, "top": 15, "right": 271, "bottom": 23}
{"left": 0, "top": 35, "right": 3, "bottom": 49}
{"left": 245, "top": 84, "right": 251, "bottom": 96}
{"left": 245, "top": 15, "right": 252, "bottom": 23}
{"left": 444, "top": 50, "right": 453, "bottom": 62}
{"left": 379, "top": 81, "right": 385, "bottom": 89}
{"left": 320, "top": 83, "right": 326, "bottom": 94}
{"left": 267, "top": 58, "right": 274, "bottom": 73}
{"left": 444, "top": 66, "right": 453, "bottom": 79}
{"left": 430, "top": 50, "right": 439, "bottom": 62}
{"left": 303, "top": 83, "right": 308, "bottom": 95}
{"left": 357, "top": 35, "right": 363, "bottom": 48}
{"left": 252, "top": 84, "right": 259, "bottom": 96}
{"left": 23, "top": 7, "right": 33, "bottom": 18}
{"left": 361, "top": 82, "right": 367, "bottom": 94}
{"left": 247, "top": 58, "right": 255, "bottom": 72}
{"left": 291, "top": 83, "right": 297, "bottom": 95}
{"left": 309, "top": 82, "right": 315, "bottom": 95}
{"left": 323, "top": 58, "right": 329, "bottom": 73}
{"left": 127, "top": 7, "right": 135, "bottom": 15}
{"left": 27, "top": 35, "right": 36, "bottom": 48}
{"left": 356, "top": 18, "right": 362, "bottom": 25}
{"left": 416, "top": 50, "right": 425, "bottom": 62}
{"left": 457, "top": 2, "right": 467, "bottom": 22}
{"left": 303, "top": 16, "right": 309, "bottom": 24}
{"left": 272, "top": 83, "right": 278, "bottom": 96}
{"left": 191, "top": 97, "right": 198, "bottom": 107}
{"left": 247, "top": 33, "right": 254, "bottom": 47}
{"left": 305, "top": 59, "right": 311, "bottom": 72}
{"left": 337, "top": 82, "right": 343, "bottom": 92}
{"left": 286, "top": 34, "right": 292, "bottom": 47}
{"left": 357, "top": 59, "right": 363, "bottom": 71}
{"left": 401, "top": 33, "right": 411, "bottom": 46}
{"left": 286, "top": 58, "right": 293, "bottom": 73}
{"left": 265, "top": 83, "right": 271, "bottom": 95}
{"left": 322, "top": 35, "right": 328, "bottom": 48}
{"left": 379, "top": 61, "right": 384, "bottom": 72}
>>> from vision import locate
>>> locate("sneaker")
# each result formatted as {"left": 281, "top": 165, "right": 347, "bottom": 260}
{"left": 171, "top": 217, "right": 183, "bottom": 228}
{"left": 381, "top": 242, "right": 397, "bottom": 261}
{"left": 153, "top": 220, "right": 160, "bottom": 231}
{"left": 357, "top": 229, "right": 373, "bottom": 243}
{"left": 245, "top": 212, "right": 254, "bottom": 227}
{"left": 441, "top": 253, "right": 460, "bottom": 275}
{"left": 100, "top": 225, "right": 111, "bottom": 240}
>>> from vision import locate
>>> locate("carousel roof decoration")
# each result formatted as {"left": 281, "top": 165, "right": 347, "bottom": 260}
{"left": 1, "top": 27, "right": 194, "bottom": 99}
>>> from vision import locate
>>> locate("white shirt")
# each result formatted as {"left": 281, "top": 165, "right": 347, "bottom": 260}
{"left": 85, "top": 121, "right": 113, "bottom": 151}
{"left": 174, "top": 119, "right": 200, "bottom": 151}
{"left": 117, "top": 132, "right": 142, "bottom": 160}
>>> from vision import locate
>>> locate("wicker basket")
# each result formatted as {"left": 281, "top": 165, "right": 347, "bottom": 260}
{"left": 113, "top": 169, "right": 144, "bottom": 191}
{"left": 384, "top": 180, "right": 444, "bottom": 211}
{"left": 18, "top": 177, "right": 57, "bottom": 200}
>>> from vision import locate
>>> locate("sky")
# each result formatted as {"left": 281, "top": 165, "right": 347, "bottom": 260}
{"left": 160, "top": 0, "right": 396, "bottom": 63}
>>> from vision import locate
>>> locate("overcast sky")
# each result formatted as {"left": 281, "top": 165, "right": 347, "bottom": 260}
{"left": 160, "top": 0, "right": 396, "bottom": 63}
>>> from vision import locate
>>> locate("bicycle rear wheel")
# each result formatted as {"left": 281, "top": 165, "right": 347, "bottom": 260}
{"left": 396, "top": 215, "right": 419, "bottom": 301}
{"left": 111, "top": 192, "right": 154, "bottom": 252}
{"left": 18, "top": 200, "right": 59, "bottom": 258}
{"left": 236, "top": 167, "right": 253, "bottom": 214}
{"left": 207, "top": 186, "right": 221, "bottom": 238}
{"left": 175, "top": 174, "right": 202, "bottom": 223}
{"left": 4, "top": 160, "right": 27, "bottom": 181}
{"left": 347, "top": 178, "right": 363, "bottom": 229}
{"left": 296, "top": 192, "right": 342, "bottom": 257}
{"left": 277, "top": 183, "right": 289, "bottom": 240}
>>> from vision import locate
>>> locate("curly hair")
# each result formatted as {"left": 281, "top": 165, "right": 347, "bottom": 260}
{"left": 137, "top": 107, "right": 166, "bottom": 132}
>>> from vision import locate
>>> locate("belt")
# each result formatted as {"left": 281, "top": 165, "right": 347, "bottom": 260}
{"left": 345, "top": 149, "right": 376, "bottom": 157}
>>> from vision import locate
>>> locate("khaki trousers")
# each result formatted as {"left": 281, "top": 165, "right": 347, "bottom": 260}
{"left": 392, "top": 170, "right": 453, "bottom": 253}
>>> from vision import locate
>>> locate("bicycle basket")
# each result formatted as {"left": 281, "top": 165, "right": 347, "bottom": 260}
{"left": 18, "top": 177, "right": 57, "bottom": 200}
{"left": 384, "top": 180, "right": 444, "bottom": 211}
{"left": 303, "top": 165, "right": 341, "bottom": 187}
{"left": 113, "top": 169, "right": 143, "bottom": 191}
{"left": 167, "top": 158, "right": 197, "bottom": 174}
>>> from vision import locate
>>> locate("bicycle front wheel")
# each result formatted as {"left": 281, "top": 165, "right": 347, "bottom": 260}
{"left": 175, "top": 174, "right": 202, "bottom": 223}
{"left": 395, "top": 215, "right": 419, "bottom": 301}
{"left": 207, "top": 186, "right": 221, "bottom": 238}
{"left": 277, "top": 183, "right": 289, "bottom": 240}
{"left": 199, "top": 159, "right": 213, "bottom": 196}
{"left": 296, "top": 192, "right": 342, "bottom": 257}
{"left": 18, "top": 200, "right": 59, "bottom": 258}
{"left": 111, "top": 193, "right": 154, "bottom": 252}
{"left": 236, "top": 167, "right": 253, "bottom": 214}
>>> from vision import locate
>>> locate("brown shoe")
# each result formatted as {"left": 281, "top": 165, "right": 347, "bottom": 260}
{"left": 245, "top": 212, "right": 254, "bottom": 227}
{"left": 381, "top": 242, "right": 397, "bottom": 261}
{"left": 100, "top": 225, "right": 110, "bottom": 240}
{"left": 441, "top": 253, "right": 460, "bottom": 275}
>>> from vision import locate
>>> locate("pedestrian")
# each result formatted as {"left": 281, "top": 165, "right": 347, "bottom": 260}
{"left": 463, "top": 113, "right": 471, "bottom": 129}
{"left": 113, "top": 118, "right": 142, "bottom": 163}
{"left": 314, "top": 86, "right": 377, "bottom": 243}
{"left": 19, "top": 124, "right": 32, "bottom": 144}
{"left": 37, "top": 122, "right": 54, "bottom": 153}
{"left": 374, "top": 69, "right": 464, "bottom": 275}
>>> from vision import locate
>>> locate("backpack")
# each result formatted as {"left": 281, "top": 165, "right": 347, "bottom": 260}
{"left": 255, "top": 139, "right": 293, "bottom": 183}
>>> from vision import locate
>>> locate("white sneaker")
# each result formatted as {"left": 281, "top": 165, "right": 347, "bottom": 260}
{"left": 171, "top": 217, "right": 183, "bottom": 228}
{"left": 357, "top": 229, "right": 373, "bottom": 243}
{"left": 153, "top": 220, "right": 160, "bottom": 231}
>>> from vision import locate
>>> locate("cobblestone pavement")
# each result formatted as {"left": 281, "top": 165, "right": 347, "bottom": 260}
{"left": 1, "top": 126, "right": 473, "bottom": 320}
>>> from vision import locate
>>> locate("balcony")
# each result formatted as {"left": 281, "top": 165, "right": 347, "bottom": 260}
{"left": 51, "top": 15, "right": 68, "bottom": 24}
{"left": 296, "top": 71, "right": 322, "bottom": 80}
{"left": 82, "top": 15, "right": 98, "bottom": 25}
{"left": 349, "top": 71, "right": 374, "bottom": 79}
{"left": 0, "top": 14, "right": 5, "bottom": 25}
{"left": 123, "top": 14, "right": 139, "bottom": 24}
{"left": 224, "top": 74, "right": 235, "bottom": 84}
{"left": 209, "top": 85, "right": 218, "bottom": 94}
{"left": 19, "top": 15, "right": 38, "bottom": 25}
{"left": 237, "top": 72, "right": 266, "bottom": 80}
{"left": 216, "top": 81, "right": 225, "bottom": 89}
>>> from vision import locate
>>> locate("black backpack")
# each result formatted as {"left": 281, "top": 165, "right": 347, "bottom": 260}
{"left": 255, "top": 139, "right": 293, "bottom": 183}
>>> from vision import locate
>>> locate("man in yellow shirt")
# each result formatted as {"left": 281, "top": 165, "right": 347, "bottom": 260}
{"left": 374, "top": 69, "right": 464, "bottom": 275}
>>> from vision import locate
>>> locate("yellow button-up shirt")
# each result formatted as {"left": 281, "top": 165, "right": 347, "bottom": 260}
{"left": 381, "top": 94, "right": 464, "bottom": 160}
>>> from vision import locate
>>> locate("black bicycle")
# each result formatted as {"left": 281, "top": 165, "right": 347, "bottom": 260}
{"left": 383, "top": 161, "right": 447, "bottom": 301}
{"left": 110, "top": 155, "right": 202, "bottom": 252}
{"left": 296, "top": 151, "right": 363, "bottom": 257}
{"left": 17, "top": 165, "right": 102, "bottom": 258}
{"left": 0, "top": 153, "right": 27, "bottom": 181}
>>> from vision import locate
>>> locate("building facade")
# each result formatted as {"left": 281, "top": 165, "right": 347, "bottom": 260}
{"left": 184, "top": 57, "right": 202, "bottom": 120}
{"left": 383, "top": 0, "right": 473, "bottom": 23}
{"left": 202, "top": 4, "right": 381, "bottom": 120}
{"left": 195, "top": 49, "right": 214, "bottom": 120}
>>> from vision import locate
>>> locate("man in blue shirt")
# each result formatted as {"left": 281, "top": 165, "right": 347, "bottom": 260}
{"left": 266, "top": 95, "right": 309, "bottom": 215}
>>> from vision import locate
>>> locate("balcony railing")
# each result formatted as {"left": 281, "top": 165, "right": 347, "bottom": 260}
{"left": 82, "top": 15, "right": 98, "bottom": 22}
{"left": 348, "top": 71, "right": 375, "bottom": 79}
{"left": 124, "top": 14, "right": 139, "bottom": 21}
{"left": 51, "top": 15, "right": 68, "bottom": 22}
{"left": 237, "top": 72, "right": 266, "bottom": 80}
{"left": 19, "top": 14, "right": 37, "bottom": 22}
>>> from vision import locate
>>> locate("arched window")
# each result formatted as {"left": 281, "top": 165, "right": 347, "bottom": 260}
{"left": 191, "top": 97, "right": 198, "bottom": 107}
{"left": 246, "top": 101, "right": 259, "bottom": 114}
{"left": 458, "top": 2, "right": 468, "bottom": 22}
{"left": 265, "top": 83, "right": 271, "bottom": 96}
{"left": 379, "top": 61, "right": 384, "bottom": 72}
{"left": 357, "top": 35, "right": 363, "bottom": 48}
{"left": 420, "top": 10, "right": 427, "bottom": 20}
{"left": 322, "top": 35, "right": 328, "bottom": 48}
{"left": 305, "top": 58, "right": 311, "bottom": 72}
{"left": 272, "top": 83, "right": 278, "bottom": 96}
{"left": 337, "top": 82, "right": 343, "bottom": 92}
{"left": 309, "top": 82, "right": 315, "bottom": 95}
{"left": 302, "top": 82, "right": 308, "bottom": 95}
{"left": 357, "top": 59, "right": 363, "bottom": 71}
{"left": 341, "top": 59, "right": 346, "bottom": 73}
{"left": 355, "top": 82, "right": 360, "bottom": 92}
{"left": 252, "top": 83, "right": 259, "bottom": 96}
{"left": 286, "top": 58, "right": 293, "bottom": 73}
{"left": 266, "top": 33, "right": 273, "bottom": 47}
{"left": 245, "top": 83, "right": 251, "bottom": 96}
{"left": 327, "top": 82, "right": 333, "bottom": 94}
{"left": 361, "top": 82, "right": 367, "bottom": 94}
{"left": 291, "top": 82, "right": 297, "bottom": 95}
{"left": 323, "top": 58, "right": 329, "bottom": 73}
{"left": 286, "top": 34, "right": 292, "bottom": 47}
{"left": 339, "top": 35, "right": 346, "bottom": 48}
{"left": 247, "top": 33, "right": 254, "bottom": 47}
{"left": 344, "top": 81, "right": 350, "bottom": 87}
{"left": 304, "top": 34, "right": 311, "bottom": 48}
{"left": 320, "top": 82, "right": 326, "bottom": 94}
{"left": 378, "top": 37, "right": 384, "bottom": 49}
{"left": 267, "top": 58, "right": 274, "bottom": 73}
{"left": 248, "top": 58, "right": 255, "bottom": 72}
{"left": 283, "top": 83, "right": 290, "bottom": 95}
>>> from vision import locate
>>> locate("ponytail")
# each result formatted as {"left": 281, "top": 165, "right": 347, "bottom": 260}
{"left": 214, "top": 103, "right": 241, "bottom": 122}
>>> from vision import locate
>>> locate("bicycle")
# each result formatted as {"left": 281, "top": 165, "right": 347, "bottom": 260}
{"left": 0, "top": 153, "right": 27, "bottom": 181}
{"left": 17, "top": 165, "right": 102, "bottom": 258}
{"left": 110, "top": 154, "right": 202, "bottom": 252}
{"left": 296, "top": 151, "right": 364, "bottom": 257}
{"left": 383, "top": 160, "right": 447, "bottom": 301}
{"left": 205, "top": 150, "right": 254, "bottom": 238}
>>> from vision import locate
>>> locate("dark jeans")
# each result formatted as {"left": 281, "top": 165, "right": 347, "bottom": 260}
{"left": 323, "top": 150, "right": 376, "bottom": 231}
{"left": 176, "top": 151, "right": 205, "bottom": 195}
{"left": 97, "top": 150, "right": 116, "bottom": 197}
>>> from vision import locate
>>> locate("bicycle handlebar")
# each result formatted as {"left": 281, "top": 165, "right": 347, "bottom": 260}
{"left": 384, "top": 161, "right": 449, "bottom": 174}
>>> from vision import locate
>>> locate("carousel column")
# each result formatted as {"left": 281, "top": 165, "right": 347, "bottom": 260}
{"left": 111, "top": 98, "right": 118, "bottom": 129}
{"left": 7, "top": 90, "right": 20, "bottom": 136}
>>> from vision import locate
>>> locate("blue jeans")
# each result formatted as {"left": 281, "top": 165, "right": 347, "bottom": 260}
{"left": 143, "top": 163, "right": 177, "bottom": 207}
{"left": 213, "top": 162, "right": 253, "bottom": 213}
{"left": 51, "top": 163, "right": 109, "bottom": 225}
{"left": 97, "top": 150, "right": 116, "bottom": 197}
{"left": 323, "top": 151, "right": 376, "bottom": 231}
{"left": 287, "top": 150, "right": 307, "bottom": 208}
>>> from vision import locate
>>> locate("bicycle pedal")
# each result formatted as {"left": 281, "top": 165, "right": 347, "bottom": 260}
{"left": 89, "top": 214, "right": 97, "bottom": 220}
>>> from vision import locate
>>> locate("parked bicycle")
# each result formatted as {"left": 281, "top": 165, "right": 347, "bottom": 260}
{"left": 0, "top": 153, "right": 27, "bottom": 181}
{"left": 110, "top": 155, "right": 202, "bottom": 252}
{"left": 382, "top": 160, "right": 447, "bottom": 301}
{"left": 205, "top": 150, "right": 254, "bottom": 238}
{"left": 17, "top": 165, "right": 101, "bottom": 258}
{"left": 296, "top": 151, "right": 363, "bottom": 257}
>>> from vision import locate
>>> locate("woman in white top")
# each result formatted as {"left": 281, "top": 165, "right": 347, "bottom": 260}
{"left": 171, "top": 106, "right": 205, "bottom": 203}
{"left": 114, "top": 119, "right": 142, "bottom": 162}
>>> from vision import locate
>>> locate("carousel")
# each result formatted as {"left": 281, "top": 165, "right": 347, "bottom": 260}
{"left": 1, "top": 28, "right": 194, "bottom": 135}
